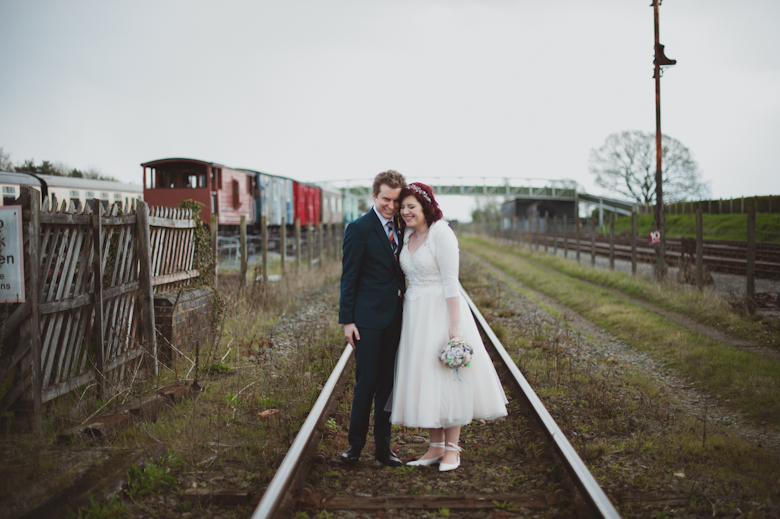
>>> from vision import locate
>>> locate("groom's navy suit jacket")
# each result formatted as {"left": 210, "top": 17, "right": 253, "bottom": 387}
{"left": 339, "top": 209, "right": 406, "bottom": 329}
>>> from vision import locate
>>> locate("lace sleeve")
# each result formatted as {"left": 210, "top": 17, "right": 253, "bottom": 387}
{"left": 433, "top": 222, "right": 460, "bottom": 299}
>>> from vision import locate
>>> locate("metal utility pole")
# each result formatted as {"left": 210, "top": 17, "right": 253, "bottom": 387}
{"left": 652, "top": 0, "right": 676, "bottom": 280}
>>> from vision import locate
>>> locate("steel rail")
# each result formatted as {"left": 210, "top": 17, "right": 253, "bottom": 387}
{"left": 251, "top": 343, "right": 354, "bottom": 519}
{"left": 460, "top": 285, "right": 621, "bottom": 519}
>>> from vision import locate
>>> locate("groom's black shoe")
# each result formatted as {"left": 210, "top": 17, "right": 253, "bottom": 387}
{"left": 340, "top": 445, "right": 362, "bottom": 464}
{"left": 375, "top": 448, "right": 403, "bottom": 467}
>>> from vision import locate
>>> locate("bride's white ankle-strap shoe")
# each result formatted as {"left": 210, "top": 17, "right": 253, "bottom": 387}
{"left": 439, "top": 442, "right": 462, "bottom": 472}
{"left": 407, "top": 442, "right": 446, "bottom": 466}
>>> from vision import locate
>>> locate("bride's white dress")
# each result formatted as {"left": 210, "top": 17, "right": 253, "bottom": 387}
{"left": 388, "top": 220, "right": 508, "bottom": 429}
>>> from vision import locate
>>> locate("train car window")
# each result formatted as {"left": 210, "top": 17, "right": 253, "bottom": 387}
{"left": 232, "top": 179, "right": 240, "bottom": 209}
{"left": 114, "top": 193, "right": 122, "bottom": 199}
{"left": 199, "top": 173, "right": 207, "bottom": 188}
{"left": 185, "top": 173, "right": 198, "bottom": 188}
{"left": 86, "top": 191, "right": 95, "bottom": 198}
{"left": 210, "top": 168, "right": 217, "bottom": 190}
{"left": 212, "top": 193, "right": 218, "bottom": 215}
{"left": 69, "top": 190, "right": 80, "bottom": 197}
{"left": 217, "top": 169, "right": 223, "bottom": 189}
{"left": 247, "top": 176, "right": 253, "bottom": 197}
{"left": 2, "top": 186, "right": 16, "bottom": 205}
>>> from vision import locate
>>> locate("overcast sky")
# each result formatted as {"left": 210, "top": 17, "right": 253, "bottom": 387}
{"left": 1, "top": 1, "right": 778, "bottom": 220}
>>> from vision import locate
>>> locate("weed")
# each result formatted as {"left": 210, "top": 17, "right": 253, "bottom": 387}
{"left": 317, "top": 511, "right": 334, "bottom": 519}
{"left": 126, "top": 453, "right": 182, "bottom": 497}
{"left": 204, "top": 360, "right": 231, "bottom": 375}
{"left": 492, "top": 500, "right": 517, "bottom": 512}
{"left": 66, "top": 493, "right": 128, "bottom": 519}
{"left": 435, "top": 508, "right": 451, "bottom": 517}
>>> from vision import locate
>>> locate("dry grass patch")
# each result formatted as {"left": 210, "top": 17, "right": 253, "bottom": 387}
{"left": 458, "top": 260, "right": 780, "bottom": 517}
{"left": 468, "top": 235, "right": 779, "bottom": 348}
{"left": 461, "top": 237, "right": 780, "bottom": 428}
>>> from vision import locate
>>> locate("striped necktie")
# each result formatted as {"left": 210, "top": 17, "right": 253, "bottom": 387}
{"left": 387, "top": 221, "right": 397, "bottom": 253}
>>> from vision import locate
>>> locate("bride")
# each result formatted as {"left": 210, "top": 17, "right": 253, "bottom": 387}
{"left": 388, "top": 182, "right": 508, "bottom": 472}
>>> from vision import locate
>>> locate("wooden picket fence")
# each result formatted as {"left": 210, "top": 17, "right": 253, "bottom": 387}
{"left": 0, "top": 187, "right": 199, "bottom": 434}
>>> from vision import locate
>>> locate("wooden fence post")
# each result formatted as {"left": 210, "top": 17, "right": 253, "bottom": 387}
{"left": 92, "top": 199, "right": 106, "bottom": 398}
{"left": 210, "top": 215, "right": 218, "bottom": 290}
{"left": 553, "top": 214, "right": 558, "bottom": 257}
{"left": 741, "top": 196, "right": 745, "bottom": 214}
{"left": 520, "top": 216, "right": 525, "bottom": 247}
{"left": 696, "top": 209, "right": 704, "bottom": 290}
{"left": 575, "top": 210, "right": 581, "bottom": 262}
{"left": 590, "top": 222, "right": 596, "bottom": 267}
{"left": 240, "top": 216, "right": 247, "bottom": 286}
{"left": 20, "top": 186, "right": 42, "bottom": 436}
{"left": 747, "top": 205, "right": 756, "bottom": 313}
{"left": 336, "top": 222, "right": 347, "bottom": 261}
{"left": 317, "top": 222, "right": 324, "bottom": 268}
{"left": 544, "top": 211, "right": 549, "bottom": 254}
{"left": 261, "top": 217, "right": 268, "bottom": 283}
{"left": 609, "top": 212, "right": 615, "bottom": 270}
{"left": 136, "top": 201, "right": 157, "bottom": 376}
{"left": 308, "top": 225, "right": 313, "bottom": 271}
{"left": 280, "top": 216, "right": 286, "bottom": 276}
{"left": 330, "top": 223, "right": 337, "bottom": 261}
{"left": 631, "top": 211, "right": 637, "bottom": 275}
{"left": 295, "top": 218, "right": 301, "bottom": 272}
{"left": 730, "top": 198, "right": 733, "bottom": 214}
{"left": 563, "top": 214, "right": 568, "bottom": 259}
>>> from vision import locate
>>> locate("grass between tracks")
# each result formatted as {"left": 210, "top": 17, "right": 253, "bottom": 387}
{"left": 460, "top": 236, "right": 780, "bottom": 428}
{"left": 472, "top": 235, "right": 779, "bottom": 348}
{"left": 460, "top": 259, "right": 780, "bottom": 517}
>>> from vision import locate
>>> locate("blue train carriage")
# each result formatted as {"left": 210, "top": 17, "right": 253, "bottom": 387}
{"left": 255, "top": 171, "right": 294, "bottom": 227}
{"left": 342, "top": 190, "right": 362, "bottom": 224}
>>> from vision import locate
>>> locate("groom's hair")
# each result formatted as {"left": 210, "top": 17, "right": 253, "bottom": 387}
{"left": 372, "top": 170, "right": 406, "bottom": 196}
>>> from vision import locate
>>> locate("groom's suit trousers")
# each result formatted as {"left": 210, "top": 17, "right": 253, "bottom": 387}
{"left": 348, "top": 296, "right": 403, "bottom": 451}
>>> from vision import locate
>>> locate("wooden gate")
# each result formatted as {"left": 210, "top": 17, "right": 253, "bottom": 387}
{"left": 0, "top": 187, "right": 199, "bottom": 434}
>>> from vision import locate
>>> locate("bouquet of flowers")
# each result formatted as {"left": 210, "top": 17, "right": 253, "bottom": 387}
{"left": 438, "top": 338, "right": 473, "bottom": 370}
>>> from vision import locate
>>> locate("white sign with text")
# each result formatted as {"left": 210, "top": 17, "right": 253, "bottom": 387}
{"left": 0, "top": 206, "right": 25, "bottom": 303}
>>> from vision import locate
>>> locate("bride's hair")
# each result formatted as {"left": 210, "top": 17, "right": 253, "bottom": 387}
{"left": 400, "top": 182, "right": 443, "bottom": 226}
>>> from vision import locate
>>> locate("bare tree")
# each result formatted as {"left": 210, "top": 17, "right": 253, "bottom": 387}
{"left": 589, "top": 130, "right": 709, "bottom": 205}
{"left": 0, "top": 147, "right": 14, "bottom": 171}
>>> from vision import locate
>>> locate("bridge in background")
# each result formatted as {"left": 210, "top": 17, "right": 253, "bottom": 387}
{"left": 318, "top": 177, "right": 640, "bottom": 227}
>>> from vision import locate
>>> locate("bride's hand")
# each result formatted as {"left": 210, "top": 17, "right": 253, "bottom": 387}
{"left": 449, "top": 326, "right": 463, "bottom": 341}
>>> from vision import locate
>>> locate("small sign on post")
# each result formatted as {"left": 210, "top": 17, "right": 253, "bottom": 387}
{"left": 649, "top": 230, "right": 661, "bottom": 246}
{"left": 0, "top": 205, "right": 25, "bottom": 303}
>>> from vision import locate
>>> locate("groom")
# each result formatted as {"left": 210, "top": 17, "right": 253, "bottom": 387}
{"left": 338, "top": 170, "right": 407, "bottom": 467}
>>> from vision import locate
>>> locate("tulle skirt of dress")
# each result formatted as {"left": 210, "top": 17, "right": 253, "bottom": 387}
{"left": 387, "top": 291, "right": 508, "bottom": 429}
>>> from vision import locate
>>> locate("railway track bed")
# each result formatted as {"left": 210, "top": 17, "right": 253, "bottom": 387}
{"left": 257, "top": 258, "right": 765, "bottom": 518}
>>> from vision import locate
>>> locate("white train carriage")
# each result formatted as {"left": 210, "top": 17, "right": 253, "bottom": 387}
{"left": 0, "top": 171, "right": 143, "bottom": 210}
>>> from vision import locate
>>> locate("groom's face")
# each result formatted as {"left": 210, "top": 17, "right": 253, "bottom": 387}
{"left": 373, "top": 184, "right": 402, "bottom": 220}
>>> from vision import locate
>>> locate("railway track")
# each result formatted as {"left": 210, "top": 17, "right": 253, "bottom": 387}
{"left": 250, "top": 285, "right": 620, "bottom": 519}
{"left": 497, "top": 230, "right": 780, "bottom": 279}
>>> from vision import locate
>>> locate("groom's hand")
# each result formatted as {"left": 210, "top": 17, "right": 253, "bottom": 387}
{"left": 344, "top": 323, "right": 360, "bottom": 348}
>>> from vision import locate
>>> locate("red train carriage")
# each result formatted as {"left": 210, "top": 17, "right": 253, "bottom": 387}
{"left": 142, "top": 158, "right": 257, "bottom": 229}
{"left": 292, "top": 181, "right": 321, "bottom": 227}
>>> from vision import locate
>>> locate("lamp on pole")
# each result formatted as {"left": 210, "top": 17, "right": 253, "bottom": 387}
{"left": 652, "top": 0, "right": 676, "bottom": 280}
